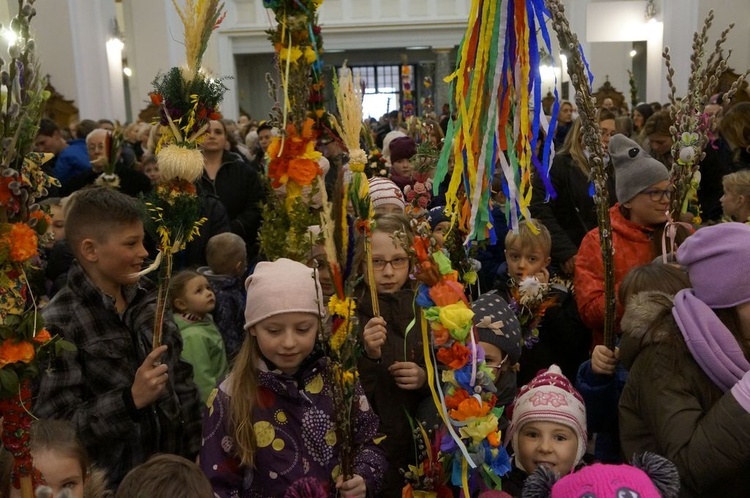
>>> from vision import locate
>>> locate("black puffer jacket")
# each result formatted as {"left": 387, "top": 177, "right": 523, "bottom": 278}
{"left": 530, "top": 154, "right": 616, "bottom": 267}
{"left": 198, "top": 151, "right": 265, "bottom": 259}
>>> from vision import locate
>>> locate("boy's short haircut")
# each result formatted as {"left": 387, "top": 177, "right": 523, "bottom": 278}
{"left": 504, "top": 218, "right": 552, "bottom": 256}
{"left": 64, "top": 187, "right": 144, "bottom": 257}
{"left": 115, "top": 454, "right": 213, "bottom": 498}
{"left": 206, "top": 232, "right": 247, "bottom": 276}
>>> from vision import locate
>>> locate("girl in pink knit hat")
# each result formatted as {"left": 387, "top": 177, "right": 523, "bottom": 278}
{"left": 200, "top": 258, "right": 387, "bottom": 498}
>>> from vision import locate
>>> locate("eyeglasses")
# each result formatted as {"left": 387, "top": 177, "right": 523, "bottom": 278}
{"left": 87, "top": 143, "right": 106, "bottom": 153}
{"left": 371, "top": 257, "right": 409, "bottom": 271}
{"left": 485, "top": 353, "right": 509, "bottom": 370}
{"left": 641, "top": 188, "right": 672, "bottom": 202}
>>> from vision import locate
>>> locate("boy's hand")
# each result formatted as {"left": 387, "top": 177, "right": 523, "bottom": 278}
{"left": 131, "top": 345, "right": 169, "bottom": 409}
{"left": 389, "top": 361, "right": 426, "bottom": 390}
{"left": 591, "top": 345, "right": 618, "bottom": 376}
{"left": 534, "top": 267, "right": 550, "bottom": 284}
{"left": 336, "top": 474, "right": 366, "bottom": 498}
{"left": 363, "top": 317, "right": 387, "bottom": 360}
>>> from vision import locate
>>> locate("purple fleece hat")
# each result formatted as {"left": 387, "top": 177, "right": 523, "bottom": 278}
{"left": 676, "top": 223, "right": 750, "bottom": 308}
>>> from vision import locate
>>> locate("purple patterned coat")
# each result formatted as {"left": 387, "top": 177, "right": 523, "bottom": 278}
{"left": 200, "top": 354, "right": 387, "bottom": 497}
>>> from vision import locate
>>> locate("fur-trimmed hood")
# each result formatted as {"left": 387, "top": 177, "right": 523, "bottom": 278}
{"left": 619, "top": 291, "right": 682, "bottom": 369}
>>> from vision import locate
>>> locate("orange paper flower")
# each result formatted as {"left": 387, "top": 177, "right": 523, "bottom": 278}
{"left": 429, "top": 281, "right": 464, "bottom": 307}
{"left": 436, "top": 340, "right": 471, "bottom": 370}
{"left": 33, "top": 329, "right": 51, "bottom": 344}
{"left": 450, "top": 396, "right": 491, "bottom": 421}
{"left": 445, "top": 388, "right": 471, "bottom": 410}
{"left": 3, "top": 223, "right": 39, "bottom": 262}
{"left": 431, "top": 324, "right": 450, "bottom": 346}
{"left": 149, "top": 93, "right": 163, "bottom": 105}
{"left": 0, "top": 339, "right": 35, "bottom": 368}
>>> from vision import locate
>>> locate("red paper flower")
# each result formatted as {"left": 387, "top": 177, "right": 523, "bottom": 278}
{"left": 436, "top": 341, "right": 471, "bottom": 370}
{"left": 445, "top": 388, "right": 471, "bottom": 410}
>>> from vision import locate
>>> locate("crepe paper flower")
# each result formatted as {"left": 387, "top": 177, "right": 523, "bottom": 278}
{"left": 279, "top": 44, "right": 303, "bottom": 63}
{"left": 436, "top": 341, "right": 471, "bottom": 370}
{"left": 32, "top": 329, "right": 51, "bottom": 344}
{"left": 283, "top": 476, "right": 328, "bottom": 498}
{"left": 450, "top": 396, "right": 492, "bottom": 422}
{"left": 150, "top": 93, "right": 163, "bottom": 106}
{"left": 416, "top": 284, "right": 436, "bottom": 309}
{"left": 437, "top": 302, "right": 473, "bottom": 332}
{"left": 445, "top": 388, "right": 471, "bottom": 410}
{"left": 431, "top": 324, "right": 450, "bottom": 346}
{"left": 4, "top": 223, "right": 38, "bottom": 263}
{"left": 428, "top": 281, "right": 465, "bottom": 307}
{"left": 458, "top": 416, "right": 499, "bottom": 445}
{"left": 0, "top": 177, "right": 12, "bottom": 206}
{"left": 0, "top": 340, "right": 35, "bottom": 368}
{"left": 430, "top": 251, "right": 454, "bottom": 276}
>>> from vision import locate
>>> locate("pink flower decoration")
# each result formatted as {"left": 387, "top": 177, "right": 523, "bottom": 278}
{"left": 529, "top": 391, "right": 568, "bottom": 408}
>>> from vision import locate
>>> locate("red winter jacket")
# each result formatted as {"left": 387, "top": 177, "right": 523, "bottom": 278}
{"left": 574, "top": 204, "right": 656, "bottom": 346}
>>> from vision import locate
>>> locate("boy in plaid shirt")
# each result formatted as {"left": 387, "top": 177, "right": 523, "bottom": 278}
{"left": 35, "top": 187, "right": 202, "bottom": 487}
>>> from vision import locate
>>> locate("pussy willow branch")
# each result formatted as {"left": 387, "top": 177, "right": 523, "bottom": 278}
{"left": 545, "top": 0, "right": 616, "bottom": 349}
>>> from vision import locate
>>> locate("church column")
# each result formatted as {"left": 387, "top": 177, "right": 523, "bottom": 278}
{"left": 434, "top": 48, "right": 453, "bottom": 112}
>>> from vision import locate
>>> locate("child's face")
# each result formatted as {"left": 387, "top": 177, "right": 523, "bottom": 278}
{"left": 373, "top": 203, "right": 405, "bottom": 216}
{"left": 83, "top": 221, "right": 149, "bottom": 290}
{"left": 517, "top": 421, "right": 578, "bottom": 477}
{"left": 505, "top": 241, "right": 550, "bottom": 281}
{"left": 144, "top": 163, "right": 160, "bottom": 184}
{"left": 624, "top": 180, "right": 670, "bottom": 227}
{"left": 431, "top": 221, "right": 450, "bottom": 246}
{"left": 9, "top": 448, "right": 85, "bottom": 498}
{"left": 368, "top": 231, "right": 410, "bottom": 294}
{"left": 176, "top": 275, "right": 215, "bottom": 316}
{"left": 306, "top": 245, "right": 335, "bottom": 297}
{"left": 391, "top": 158, "right": 413, "bottom": 177}
{"left": 45, "top": 204, "right": 65, "bottom": 249}
{"left": 479, "top": 341, "right": 507, "bottom": 389}
{"left": 251, "top": 312, "right": 319, "bottom": 375}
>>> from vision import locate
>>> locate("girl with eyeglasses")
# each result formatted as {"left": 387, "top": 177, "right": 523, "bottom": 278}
{"left": 574, "top": 134, "right": 692, "bottom": 348}
{"left": 355, "top": 213, "right": 431, "bottom": 498}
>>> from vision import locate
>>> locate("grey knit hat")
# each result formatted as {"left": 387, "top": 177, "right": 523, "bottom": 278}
{"left": 609, "top": 134, "right": 670, "bottom": 203}
{"left": 472, "top": 291, "right": 522, "bottom": 365}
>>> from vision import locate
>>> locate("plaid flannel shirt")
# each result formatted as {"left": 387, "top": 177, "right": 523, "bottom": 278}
{"left": 35, "top": 262, "right": 203, "bottom": 486}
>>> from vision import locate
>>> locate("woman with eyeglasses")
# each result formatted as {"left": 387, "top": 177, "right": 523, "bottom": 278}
{"left": 530, "top": 109, "right": 618, "bottom": 277}
{"left": 354, "top": 213, "right": 430, "bottom": 498}
{"left": 574, "top": 134, "right": 692, "bottom": 347}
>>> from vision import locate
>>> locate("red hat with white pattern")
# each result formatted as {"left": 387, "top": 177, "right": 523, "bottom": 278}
{"left": 507, "top": 364, "right": 587, "bottom": 471}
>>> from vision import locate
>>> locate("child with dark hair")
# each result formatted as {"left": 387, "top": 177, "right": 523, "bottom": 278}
{"left": 34, "top": 187, "right": 202, "bottom": 488}
{"left": 577, "top": 263, "right": 691, "bottom": 463}
{"left": 116, "top": 454, "right": 213, "bottom": 498}
{"left": 619, "top": 223, "right": 750, "bottom": 496}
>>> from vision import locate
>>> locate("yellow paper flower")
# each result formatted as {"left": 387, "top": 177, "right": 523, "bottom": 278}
{"left": 279, "top": 45, "right": 303, "bottom": 63}
{"left": 458, "top": 415, "right": 499, "bottom": 445}
{"left": 303, "top": 46, "right": 317, "bottom": 64}
{"left": 438, "top": 302, "right": 474, "bottom": 331}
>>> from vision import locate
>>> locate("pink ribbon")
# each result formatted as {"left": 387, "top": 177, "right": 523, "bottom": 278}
{"left": 661, "top": 211, "right": 693, "bottom": 263}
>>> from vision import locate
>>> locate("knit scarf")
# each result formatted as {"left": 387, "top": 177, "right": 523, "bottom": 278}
{"left": 672, "top": 289, "right": 750, "bottom": 392}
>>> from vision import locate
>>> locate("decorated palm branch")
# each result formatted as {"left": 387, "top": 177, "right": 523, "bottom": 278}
{"left": 0, "top": 1, "right": 76, "bottom": 496}
{"left": 259, "top": 0, "right": 327, "bottom": 263}
{"left": 419, "top": 0, "right": 567, "bottom": 493}
{"left": 662, "top": 10, "right": 750, "bottom": 223}
{"left": 141, "top": 0, "right": 226, "bottom": 349}
{"left": 331, "top": 66, "right": 379, "bottom": 316}
{"left": 93, "top": 125, "right": 124, "bottom": 189}
{"left": 545, "top": 0, "right": 616, "bottom": 349}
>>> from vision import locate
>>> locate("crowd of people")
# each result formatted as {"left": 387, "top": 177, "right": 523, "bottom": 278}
{"left": 3, "top": 91, "right": 750, "bottom": 498}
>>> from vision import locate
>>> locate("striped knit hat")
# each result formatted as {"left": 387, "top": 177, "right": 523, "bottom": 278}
{"left": 368, "top": 177, "right": 405, "bottom": 210}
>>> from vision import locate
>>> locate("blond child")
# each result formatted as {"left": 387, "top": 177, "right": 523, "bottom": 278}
{"left": 496, "top": 219, "right": 591, "bottom": 385}
{"left": 721, "top": 170, "right": 750, "bottom": 223}
{"left": 200, "top": 259, "right": 386, "bottom": 497}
